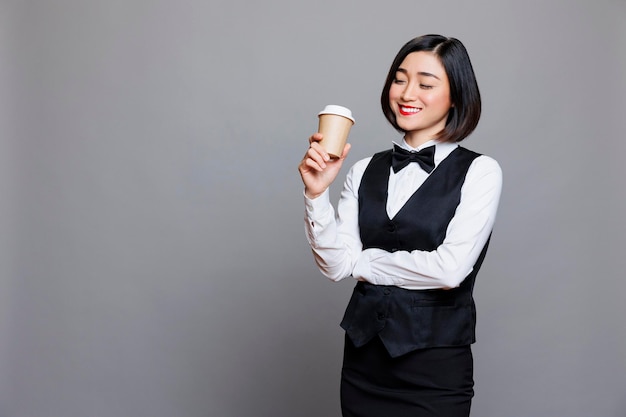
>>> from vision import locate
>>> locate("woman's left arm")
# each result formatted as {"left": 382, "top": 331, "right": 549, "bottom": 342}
{"left": 352, "top": 156, "right": 503, "bottom": 290}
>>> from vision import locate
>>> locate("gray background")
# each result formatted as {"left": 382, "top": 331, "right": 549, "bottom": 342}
{"left": 2, "top": 0, "right": 625, "bottom": 416}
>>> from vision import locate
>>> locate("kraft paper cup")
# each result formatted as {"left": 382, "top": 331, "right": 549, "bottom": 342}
{"left": 317, "top": 105, "right": 355, "bottom": 159}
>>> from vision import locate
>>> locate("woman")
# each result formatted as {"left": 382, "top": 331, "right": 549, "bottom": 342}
{"left": 298, "top": 34, "right": 502, "bottom": 417}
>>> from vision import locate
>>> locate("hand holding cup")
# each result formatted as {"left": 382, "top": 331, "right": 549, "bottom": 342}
{"left": 317, "top": 105, "right": 355, "bottom": 159}
{"left": 298, "top": 105, "right": 355, "bottom": 199}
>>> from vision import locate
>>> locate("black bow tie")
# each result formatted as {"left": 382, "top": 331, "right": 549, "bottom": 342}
{"left": 391, "top": 144, "right": 436, "bottom": 173}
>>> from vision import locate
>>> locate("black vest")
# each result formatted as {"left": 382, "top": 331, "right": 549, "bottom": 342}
{"left": 340, "top": 146, "right": 490, "bottom": 357}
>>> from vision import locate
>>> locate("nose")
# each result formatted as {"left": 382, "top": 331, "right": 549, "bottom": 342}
{"left": 401, "top": 82, "right": 417, "bottom": 101}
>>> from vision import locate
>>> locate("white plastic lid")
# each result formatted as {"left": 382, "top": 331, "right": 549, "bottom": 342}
{"left": 318, "top": 105, "right": 355, "bottom": 123}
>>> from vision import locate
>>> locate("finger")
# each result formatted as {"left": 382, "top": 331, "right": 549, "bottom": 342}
{"left": 306, "top": 146, "right": 327, "bottom": 169}
{"left": 304, "top": 156, "right": 325, "bottom": 172}
{"left": 298, "top": 157, "right": 319, "bottom": 174}
{"left": 299, "top": 147, "right": 325, "bottom": 170}
{"left": 308, "top": 132, "right": 323, "bottom": 144}
{"left": 309, "top": 142, "right": 330, "bottom": 161}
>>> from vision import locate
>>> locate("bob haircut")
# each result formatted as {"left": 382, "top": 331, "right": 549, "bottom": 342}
{"left": 381, "top": 34, "right": 481, "bottom": 143}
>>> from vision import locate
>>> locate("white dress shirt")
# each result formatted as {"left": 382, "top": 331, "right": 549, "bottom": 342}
{"left": 303, "top": 138, "right": 502, "bottom": 290}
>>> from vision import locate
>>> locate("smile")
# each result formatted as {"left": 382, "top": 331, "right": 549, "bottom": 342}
{"left": 399, "top": 106, "right": 421, "bottom": 116}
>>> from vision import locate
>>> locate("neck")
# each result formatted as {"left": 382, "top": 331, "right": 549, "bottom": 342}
{"left": 404, "top": 125, "right": 445, "bottom": 147}
{"left": 404, "top": 134, "right": 437, "bottom": 148}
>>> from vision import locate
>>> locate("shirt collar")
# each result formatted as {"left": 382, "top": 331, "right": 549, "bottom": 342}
{"left": 393, "top": 138, "right": 434, "bottom": 151}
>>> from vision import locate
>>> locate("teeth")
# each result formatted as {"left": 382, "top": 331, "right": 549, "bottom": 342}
{"left": 401, "top": 106, "right": 420, "bottom": 113}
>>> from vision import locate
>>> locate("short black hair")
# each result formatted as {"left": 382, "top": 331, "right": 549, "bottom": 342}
{"left": 381, "top": 34, "right": 481, "bottom": 143}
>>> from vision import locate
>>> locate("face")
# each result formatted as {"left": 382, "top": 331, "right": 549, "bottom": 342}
{"left": 388, "top": 51, "right": 452, "bottom": 146}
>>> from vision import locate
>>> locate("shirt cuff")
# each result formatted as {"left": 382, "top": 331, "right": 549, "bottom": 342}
{"left": 353, "top": 249, "right": 373, "bottom": 281}
{"left": 304, "top": 189, "right": 332, "bottom": 219}
{"left": 353, "top": 248, "right": 401, "bottom": 286}
{"left": 304, "top": 189, "right": 335, "bottom": 245}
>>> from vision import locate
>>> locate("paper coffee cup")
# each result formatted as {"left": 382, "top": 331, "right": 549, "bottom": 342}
{"left": 317, "top": 105, "right": 355, "bottom": 159}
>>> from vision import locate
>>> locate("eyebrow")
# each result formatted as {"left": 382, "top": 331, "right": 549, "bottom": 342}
{"left": 396, "top": 68, "right": 441, "bottom": 81}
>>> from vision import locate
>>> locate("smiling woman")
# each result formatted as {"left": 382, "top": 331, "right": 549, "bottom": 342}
{"left": 381, "top": 35, "right": 482, "bottom": 145}
{"left": 388, "top": 51, "right": 453, "bottom": 146}
{"left": 298, "top": 34, "right": 502, "bottom": 417}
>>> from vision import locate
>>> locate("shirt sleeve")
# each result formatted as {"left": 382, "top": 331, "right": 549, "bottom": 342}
{"left": 352, "top": 155, "right": 503, "bottom": 290}
{"left": 303, "top": 158, "right": 369, "bottom": 281}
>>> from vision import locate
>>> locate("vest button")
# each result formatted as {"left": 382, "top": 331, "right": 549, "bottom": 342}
{"left": 383, "top": 288, "right": 391, "bottom": 295}
{"left": 377, "top": 313, "right": 385, "bottom": 320}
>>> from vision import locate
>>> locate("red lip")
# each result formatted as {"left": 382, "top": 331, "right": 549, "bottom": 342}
{"left": 398, "top": 105, "right": 421, "bottom": 116}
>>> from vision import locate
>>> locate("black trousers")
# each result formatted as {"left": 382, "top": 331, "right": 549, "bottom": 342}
{"left": 341, "top": 335, "right": 474, "bottom": 417}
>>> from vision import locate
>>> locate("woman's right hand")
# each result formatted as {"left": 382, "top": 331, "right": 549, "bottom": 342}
{"left": 298, "top": 133, "right": 351, "bottom": 199}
